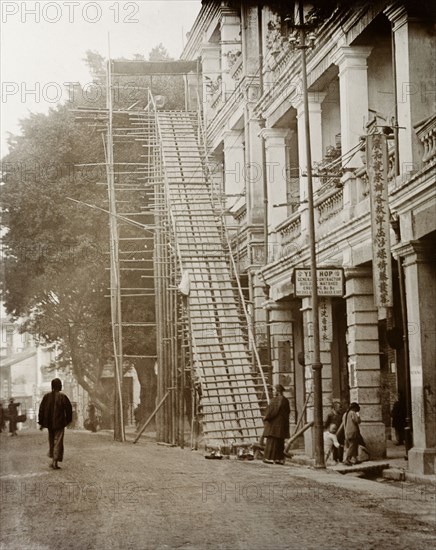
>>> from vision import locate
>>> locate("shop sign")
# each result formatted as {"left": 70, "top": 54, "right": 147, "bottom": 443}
{"left": 366, "top": 132, "right": 393, "bottom": 308}
{"left": 294, "top": 268, "right": 344, "bottom": 297}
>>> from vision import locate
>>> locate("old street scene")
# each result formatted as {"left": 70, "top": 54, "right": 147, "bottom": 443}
{"left": 0, "top": 1, "right": 435, "bottom": 549}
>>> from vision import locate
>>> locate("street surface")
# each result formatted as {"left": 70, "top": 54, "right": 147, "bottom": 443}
{"left": 1, "top": 429, "right": 435, "bottom": 550}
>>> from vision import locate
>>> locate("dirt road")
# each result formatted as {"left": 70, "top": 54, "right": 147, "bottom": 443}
{"left": 1, "top": 430, "right": 435, "bottom": 549}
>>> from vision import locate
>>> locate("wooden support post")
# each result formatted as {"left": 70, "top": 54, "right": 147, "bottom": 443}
{"left": 293, "top": 390, "right": 312, "bottom": 436}
{"left": 285, "top": 421, "right": 314, "bottom": 453}
{"left": 133, "top": 392, "right": 170, "bottom": 444}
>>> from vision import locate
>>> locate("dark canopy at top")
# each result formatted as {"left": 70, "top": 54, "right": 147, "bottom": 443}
{"left": 112, "top": 60, "right": 200, "bottom": 76}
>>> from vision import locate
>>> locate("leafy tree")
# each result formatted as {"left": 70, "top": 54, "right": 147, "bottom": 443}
{"left": 1, "top": 103, "right": 113, "bottom": 412}
{"left": 0, "top": 45, "right": 186, "bottom": 421}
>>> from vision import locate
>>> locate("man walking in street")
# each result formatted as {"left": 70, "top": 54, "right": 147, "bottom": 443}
{"left": 38, "top": 378, "right": 73, "bottom": 469}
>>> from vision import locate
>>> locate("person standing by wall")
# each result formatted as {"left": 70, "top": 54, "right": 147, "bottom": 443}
{"left": 8, "top": 398, "right": 20, "bottom": 436}
{"left": 38, "top": 378, "right": 73, "bottom": 469}
{"left": 262, "top": 384, "right": 290, "bottom": 465}
{"left": 391, "top": 392, "right": 406, "bottom": 445}
{"left": 0, "top": 401, "right": 5, "bottom": 433}
{"left": 342, "top": 402, "right": 362, "bottom": 466}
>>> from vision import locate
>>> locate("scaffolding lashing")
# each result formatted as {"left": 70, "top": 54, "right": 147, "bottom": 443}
{"left": 155, "top": 108, "right": 269, "bottom": 450}
{"left": 74, "top": 81, "right": 268, "bottom": 449}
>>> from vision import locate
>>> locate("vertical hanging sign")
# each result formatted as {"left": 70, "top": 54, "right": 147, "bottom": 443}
{"left": 318, "top": 296, "right": 333, "bottom": 346}
{"left": 366, "top": 132, "right": 393, "bottom": 308}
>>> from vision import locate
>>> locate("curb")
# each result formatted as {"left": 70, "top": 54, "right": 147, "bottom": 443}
{"left": 380, "top": 468, "right": 436, "bottom": 487}
{"left": 290, "top": 455, "right": 436, "bottom": 487}
{"left": 381, "top": 468, "right": 405, "bottom": 481}
{"left": 404, "top": 471, "right": 436, "bottom": 487}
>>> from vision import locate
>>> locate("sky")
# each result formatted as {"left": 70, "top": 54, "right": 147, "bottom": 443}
{"left": 0, "top": 0, "right": 201, "bottom": 157}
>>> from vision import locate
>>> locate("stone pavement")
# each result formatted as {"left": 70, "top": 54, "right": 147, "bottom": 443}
{"left": 288, "top": 439, "right": 436, "bottom": 487}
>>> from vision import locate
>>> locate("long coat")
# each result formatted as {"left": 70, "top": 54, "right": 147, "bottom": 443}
{"left": 343, "top": 410, "right": 361, "bottom": 440}
{"left": 263, "top": 395, "right": 290, "bottom": 439}
{"left": 38, "top": 391, "right": 73, "bottom": 431}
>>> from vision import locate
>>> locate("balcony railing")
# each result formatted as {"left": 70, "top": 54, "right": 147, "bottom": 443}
{"left": 415, "top": 113, "right": 436, "bottom": 165}
{"left": 210, "top": 88, "right": 223, "bottom": 111}
{"left": 234, "top": 203, "right": 247, "bottom": 225}
{"left": 316, "top": 187, "right": 343, "bottom": 224}
{"left": 270, "top": 46, "right": 294, "bottom": 81}
{"left": 276, "top": 212, "right": 301, "bottom": 259}
{"left": 387, "top": 145, "right": 396, "bottom": 182}
{"left": 229, "top": 54, "right": 243, "bottom": 81}
{"left": 355, "top": 165, "right": 369, "bottom": 200}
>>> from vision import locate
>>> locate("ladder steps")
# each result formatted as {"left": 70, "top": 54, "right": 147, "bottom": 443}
{"left": 201, "top": 397, "right": 259, "bottom": 408}
{"left": 158, "top": 111, "right": 264, "bottom": 446}
{"left": 203, "top": 386, "right": 260, "bottom": 396}
{"left": 199, "top": 372, "right": 264, "bottom": 383}
{"left": 202, "top": 426, "right": 260, "bottom": 434}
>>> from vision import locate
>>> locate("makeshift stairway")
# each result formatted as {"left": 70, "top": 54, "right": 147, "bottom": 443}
{"left": 156, "top": 111, "right": 267, "bottom": 448}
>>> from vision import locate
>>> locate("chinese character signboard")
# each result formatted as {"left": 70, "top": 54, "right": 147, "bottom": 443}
{"left": 294, "top": 268, "right": 344, "bottom": 297}
{"left": 366, "top": 133, "right": 393, "bottom": 308}
{"left": 318, "top": 296, "right": 333, "bottom": 345}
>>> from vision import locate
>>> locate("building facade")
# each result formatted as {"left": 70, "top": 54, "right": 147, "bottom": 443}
{"left": 0, "top": 304, "right": 89, "bottom": 429}
{"left": 182, "top": 0, "right": 435, "bottom": 474}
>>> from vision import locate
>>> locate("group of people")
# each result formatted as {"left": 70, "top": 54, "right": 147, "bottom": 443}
{"left": 323, "top": 401, "right": 369, "bottom": 466}
{"left": 261, "top": 385, "right": 371, "bottom": 467}
{"left": 0, "top": 398, "right": 21, "bottom": 436}
{"left": 5, "top": 377, "right": 407, "bottom": 471}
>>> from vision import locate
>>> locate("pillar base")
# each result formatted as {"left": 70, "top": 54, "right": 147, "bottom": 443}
{"left": 408, "top": 447, "right": 436, "bottom": 475}
{"left": 304, "top": 427, "right": 314, "bottom": 458}
{"left": 360, "top": 422, "right": 386, "bottom": 460}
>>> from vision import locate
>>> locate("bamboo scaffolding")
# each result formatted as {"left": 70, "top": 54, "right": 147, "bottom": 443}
{"left": 75, "top": 81, "right": 267, "bottom": 449}
{"left": 105, "top": 52, "right": 125, "bottom": 443}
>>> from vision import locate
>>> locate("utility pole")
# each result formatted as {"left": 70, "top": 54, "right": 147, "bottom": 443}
{"left": 105, "top": 39, "right": 125, "bottom": 442}
{"left": 390, "top": 26, "right": 413, "bottom": 456}
{"left": 287, "top": 2, "right": 325, "bottom": 468}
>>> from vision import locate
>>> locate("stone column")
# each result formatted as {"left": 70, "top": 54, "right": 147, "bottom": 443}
{"left": 384, "top": 6, "right": 436, "bottom": 172}
{"left": 295, "top": 93, "right": 325, "bottom": 239}
{"left": 344, "top": 267, "right": 386, "bottom": 459}
{"left": 220, "top": 8, "right": 241, "bottom": 98}
{"left": 265, "top": 301, "right": 296, "bottom": 427}
{"left": 301, "top": 296, "right": 333, "bottom": 458}
{"left": 333, "top": 46, "right": 372, "bottom": 169}
{"left": 200, "top": 43, "right": 221, "bottom": 121}
{"left": 295, "top": 93, "right": 325, "bottom": 196}
{"left": 259, "top": 128, "right": 291, "bottom": 229}
{"left": 241, "top": 4, "right": 260, "bottom": 76}
{"left": 251, "top": 271, "right": 268, "bottom": 379}
{"left": 223, "top": 130, "right": 245, "bottom": 213}
{"left": 392, "top": 241, "right": 436, "bottom": 474}
{"left": 246, "top": 114, "right": 265, "bottom": 225}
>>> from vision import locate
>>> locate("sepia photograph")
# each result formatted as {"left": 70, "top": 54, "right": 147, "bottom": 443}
{"left": 0, "top": 1, "right": 435, "bottom": 548}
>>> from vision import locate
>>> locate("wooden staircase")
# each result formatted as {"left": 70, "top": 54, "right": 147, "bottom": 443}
{"left": 157, "top": 111, "right": 265, "bottom": 448}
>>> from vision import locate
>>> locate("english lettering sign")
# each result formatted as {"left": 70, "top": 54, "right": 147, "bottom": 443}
{"left": 294, "top": 268, "right": 344, "bottom": 297}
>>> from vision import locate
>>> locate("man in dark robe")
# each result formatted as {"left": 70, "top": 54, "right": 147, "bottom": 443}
{"left": 8, "top": 398, "right": 20, "bottom": 436}
{"left": 262, "top": 384, "right": 290, "bottom": 464}
{"left": 391, "top": 392, "right": 406, "bottom": 445}
{"left": 38, "top": 378, "right": 73, "bottom": 469}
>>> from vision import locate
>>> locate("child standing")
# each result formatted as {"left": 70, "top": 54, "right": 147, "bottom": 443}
{"left": 324, "top": 423, "right": 341, "bottom": 463}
